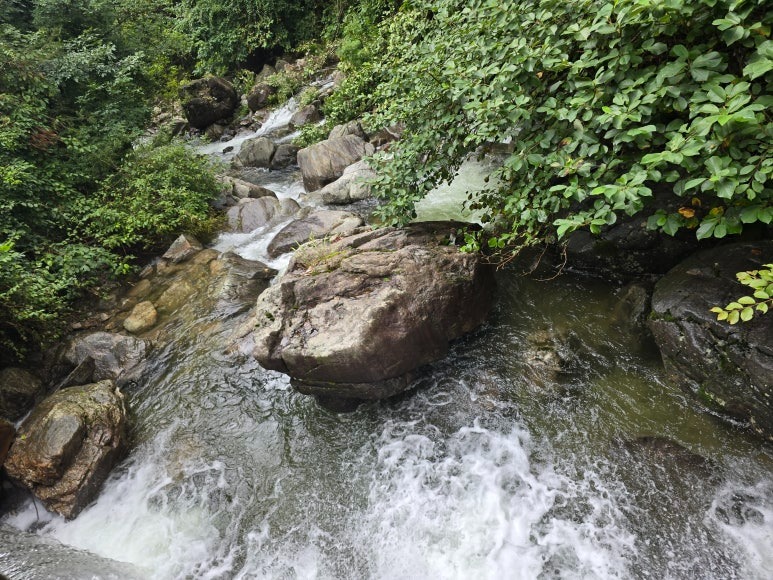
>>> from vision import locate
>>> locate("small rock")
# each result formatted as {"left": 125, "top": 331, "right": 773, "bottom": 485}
{"left": 162, "top": 234, "right": 203, "bottom": 264}
{"left": 270, "top": 143, "right": 300, "bottom": 169}
{"left": 0, "top": 368, "right": 44, "bottom": 422}
{"left": 4, "top": 381, "right": 128, "bottom": 519}
{"left": 123, "top": 301, "right": 158, "bottom": 334}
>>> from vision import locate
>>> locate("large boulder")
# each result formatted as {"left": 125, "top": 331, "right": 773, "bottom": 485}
{"left": 297, "top": 135, "right": 374, "bottom": 192}
{"left": 220, "top": 176, "right": 276, "bottom": 200}
{"left": 4, "top": 381, "right": 128, "bottom": 519}
{"left": 0, "top": 368, "right": 44, "bottom": 421}
{"left": 180, "top": 77, "right": 238, "bottom": 129}
{"left": 64, "top": 332, "right": 149, "bottom": 387}
{"left": 266, "top": 209, "right": 363, "bottom": 258}
{"left": 246, "top": 82, "right": 276, "bottom": 112}
{"left": 308, "top": 160, "right": 376, "bottom": 205}
{"left": 329, "top": 120, "right": 368, "bottom": 141}
{"left": 232, "top": 136, "right": 276, "bottom": 169}
{"left": 253, "top": 223, "right": 496, "bottom": 408}
{"left": 226, "top": 197, "right": 300, "bottom": 233}
{"left": 649, "top": 241, "right": 773, "bottom": 440}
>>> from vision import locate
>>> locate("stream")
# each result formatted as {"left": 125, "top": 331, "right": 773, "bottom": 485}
{"left": 1, "top": 100, "right": 771, "bottom": 580}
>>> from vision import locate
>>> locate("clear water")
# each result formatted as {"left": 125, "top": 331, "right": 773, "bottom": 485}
{"left": 2, "top": 100, "right": 771, "bottom": 580}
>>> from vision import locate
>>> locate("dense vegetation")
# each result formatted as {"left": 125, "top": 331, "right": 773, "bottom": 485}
{"left": 2, "top": 0, "right": 771, "bottom": 359}
{"left": 358, "top": 0, "right": 772, "bottom": 258}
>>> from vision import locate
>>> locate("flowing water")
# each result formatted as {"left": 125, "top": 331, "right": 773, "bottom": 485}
{"left": 1, "top": 101, "right": 772, "bottom": 580}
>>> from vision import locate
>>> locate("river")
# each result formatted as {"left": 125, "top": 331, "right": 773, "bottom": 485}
{"left": 1, "top": 99, "right": 771, "bottom": 580}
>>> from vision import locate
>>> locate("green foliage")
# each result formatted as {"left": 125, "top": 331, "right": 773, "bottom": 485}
{"left": 365, "top": 0, "right": 772, "bottom": 257}
{"left": 711, "top": 264, "right": 773, "bottom": 323}
{"left": 88, "top": 143, "right": 221, "bottom": 255}
{"left": 294, "top": 122, "right": 331, "bottom": 148}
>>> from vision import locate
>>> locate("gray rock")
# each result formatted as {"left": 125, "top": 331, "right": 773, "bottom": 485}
{"left": 256, "top": 64, "right": 276, "bottom": 82}
{"left": 329, "top": 120, "right": 367, "bottom": 141}
{"left": 232, "top": 136, "right": 276, "bottom": 169}
{"left": 162, "top": 234, "right": 203, "bottom": 264}
{"left": 266, "top": 209, "right": 363, "bottom": 258}
{"left": 0, "top": 368, "right": 43, "bottom": 422}
{"left": 648, "top": 241, "right": 773, "bottom": 440}
{"left": 123, "top": 301, "right": 158, "bottom": 334}
{"left": 270, "top": 144, "right": 300, "bottom": 169}
{"left": 4, "top": 381, "right": 128, "bottom": 519}
{"left": 213, "top": 253, "right": 277, "bottom": 316}
{"left": 368, "top": 124, "right": 404, "bottom": 148}
{"left": 205, "top": 123, "right": 226, "bottom": 141}
{"left": 297, "top": 135, "right": 375, "bottom": 192}
{"left": 226, "top": 197, "right": 300, "bottom": 233}
{"left": 179, "top": 77, "right": 238, "bottom": 129}
{"left": 289, "top": 104, "right": 321, "bottom": 129}
{"left": 253, "top": 223, "right": 496, "bottom": 407}
{"left": 246, "top": 83, "right": 276, "bottom": 112}
{"left": 308, "top": 160, "right": 376, "bottom": 205}
{"left": 64, "top": 332, "right": 148, "bottom": 386}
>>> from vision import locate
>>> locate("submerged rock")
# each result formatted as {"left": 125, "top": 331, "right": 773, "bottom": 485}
{"left": 253, "top": 222, "right": 496, "bottom": 408}
{"left": 297, "top": 135, "right": 374, "bottom": 192}
{"left": 123, "top": 301, "right": 158, "bottom": 334}
{"left": 4, "top": 381, "right": 128, "bottom": 519}
{"left": 0, "top": 368, "right": 44, "bottom": 422}
{"left": 180, "top": 77, "right": 238, "bottom": 130}
{"left": 648, "top": 241, "right": 773, "bottom": 440}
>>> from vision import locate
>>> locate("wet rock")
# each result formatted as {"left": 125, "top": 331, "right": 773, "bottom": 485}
{"left": 123, "top": 301, "right": 158, "bottom": 334}
{"left": 226, "top": 197, "right": 300, "bottom": 233}
{"left": 266, "top": 208, "right": 363, "bottom": 258}
{"left": 0, "top": 368, "right": 44, "bottom": 422}
{"left": 522, "top": 328, "right": 567, "bottom": 391}
{"left": 180, "top": 77, "right": 238, "bottom": 129}
{"left": 212, "top": 253, "right": 277, "bottom": 316}
{"left": 289, "top": 104, "right": 321, "bottom": 129}
{"left": 329, "top": 120, "right": 368, "bottom": 141}
{"left": 232, "top": 136, "right": 276, "bottom": 169}
{"left": 612, "top": 282, "right": 652, "bottom": 328}
{"left": 621, "top": 436, "right": 715, "bottom": 477}
{"left": 64, "top": 332, "right": 148, "bottom": 387}
{"left": 297, "top": 135, "right": 375, "bottom": 192}
{"left": 565, "top": 196, "right": 700, "bottom": 280}
{"left": 270, "top": 143, "right": 300, "bottom": 169}
{"left": 713, "top": 491, "right": 766, "bottom": 526}
{"left": 221, "top": 177, "right": 276, "bottom": 200}
{"left": 253, "top": 222, "right": 496, "bottom": 407}
{"left": 246, "top": 83, "right": 276, "bottom": 112}
{"left": 4, "top": 381, "right": 128, "bottom": 519}
{"left": 649, "top": 241, "right": 773, "bottom": 440}
{"left": 162, "top": 234, "right": 203, "bottom": 264}
{"left": 307, "top": 160, "right": 376, "bottom": 205}
{"left": 55, "top": 357, "right": 96, "bottom": 390}
{"left": 0, "top": 417, "right": 14, "bottom": 466}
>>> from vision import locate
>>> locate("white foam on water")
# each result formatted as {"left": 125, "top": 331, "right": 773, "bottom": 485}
{"left": 195, "top": 98, "right": 299, "bottom": 161}
{"left": 6, "top": 428, "right": 241, "bottom": 580}
{"left": 212, "top": 217, "right": 296, "bottom": 272}
{"left": 342, "top": 421, "right": 635, "bottom": 580}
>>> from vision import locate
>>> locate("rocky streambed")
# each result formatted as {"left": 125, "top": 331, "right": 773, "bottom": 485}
{"left": 1, "top": 65, "right": 771, "bottom": 579}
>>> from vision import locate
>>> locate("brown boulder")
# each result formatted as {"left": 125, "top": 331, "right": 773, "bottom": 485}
{"left": 4, "top": 381, "right": 128, "bottom": 519}
{"left": 180, "top": 77, "right": 238, "bottom": 129}
{"left": 253, "top": 223, "right": 496, "bottom": 407}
